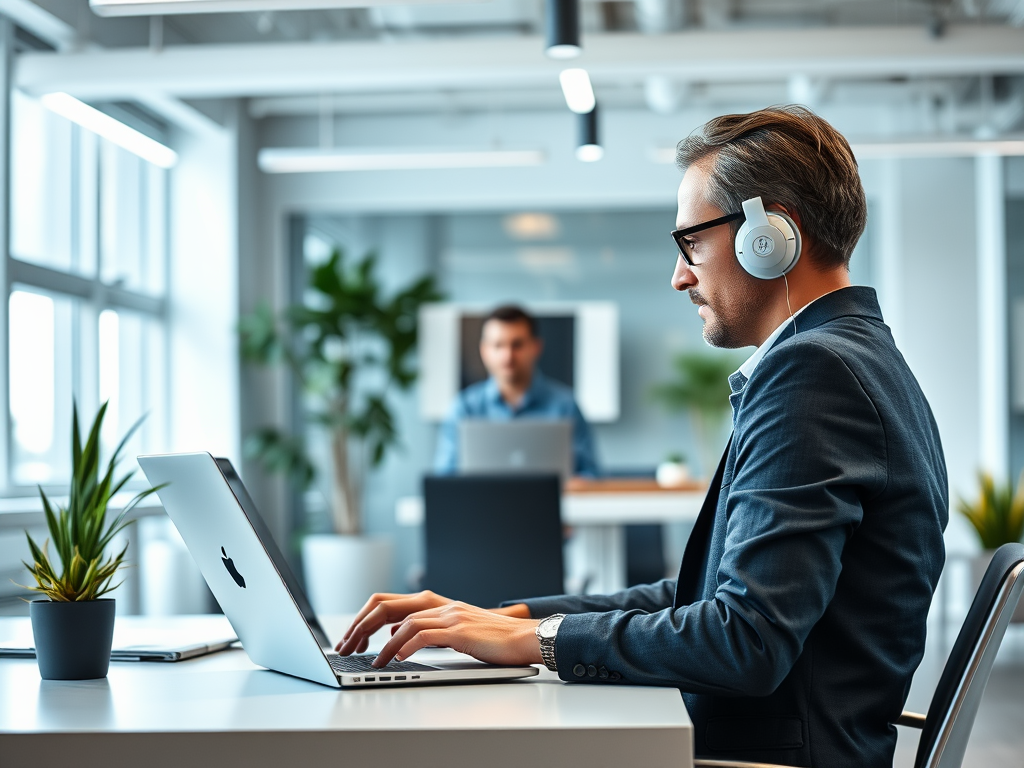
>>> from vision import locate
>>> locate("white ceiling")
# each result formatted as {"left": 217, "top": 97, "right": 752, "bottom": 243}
{"left": 7, "top": 0, "right": 1024, "bottom": 136}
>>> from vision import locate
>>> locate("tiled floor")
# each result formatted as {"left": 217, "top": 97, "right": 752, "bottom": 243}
{"left": 894, "top": 621, "right": 1024, "bottom": 768}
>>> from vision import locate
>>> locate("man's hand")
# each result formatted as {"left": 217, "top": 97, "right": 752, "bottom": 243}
{"left": 336, "top": 590, "right": 453, "bottom": 655}
{"left": 372, "top": 600, "right": 542, "bottom": 668}
{"left": 335, "top": 590, "right": 539, "bottom": 667}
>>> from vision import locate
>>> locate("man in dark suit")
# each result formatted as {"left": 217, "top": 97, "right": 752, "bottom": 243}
{"left": 337, "top": 106, "right": 948, "bottom": 768}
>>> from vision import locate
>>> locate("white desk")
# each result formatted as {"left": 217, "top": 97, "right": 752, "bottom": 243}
{"left": 0, "top": 615, "right": 693, "bottom": 768}
{"left": 397, "top": 479, "right": 707, "bottom": 594}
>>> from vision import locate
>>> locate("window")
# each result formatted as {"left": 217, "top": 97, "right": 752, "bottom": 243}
{"left": 6, "top": 90, "right": 169, "bottom": 492}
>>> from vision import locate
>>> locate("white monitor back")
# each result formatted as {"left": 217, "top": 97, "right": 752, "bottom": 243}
{"left": 419, "top": 302, "right": 619, "bottom": 423}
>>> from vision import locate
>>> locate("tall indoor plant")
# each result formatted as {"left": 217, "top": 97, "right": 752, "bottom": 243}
{"left": 957, "top": 471, "right": 1024, "bottom": 621}
{"left": 20, "top": 402, "right": 161, "bottom": 679}
{"left": 650, "top": 351, "right": 743, "bottom": 479}
{"left": 239, "top": 248, "right": 441, "bottom": 612}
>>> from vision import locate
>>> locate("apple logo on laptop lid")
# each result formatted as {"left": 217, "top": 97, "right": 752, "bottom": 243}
{"left": 221, "top": 547, "right": 246, "bottom": 588}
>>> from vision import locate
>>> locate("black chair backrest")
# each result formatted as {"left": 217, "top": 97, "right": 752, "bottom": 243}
{"left": 423, "top": 474, "right": 564, "bottom": 608}
{"left": 916, "top": 542, "right": 1024, "bottom": 768}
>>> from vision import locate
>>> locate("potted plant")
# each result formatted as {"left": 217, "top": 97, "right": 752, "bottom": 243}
{"left": 650, "top": 351, "right": 743, "bottom": 479}
{"left": 239, "top": 247, "right": 442, "bottom": 614}
{"left": 20, "top": 402, "right": 162, "bottom": 679}
{"left": 957, "top": 471, "right": 1024, "bottom": 622}
{"left": 655, "top": 451, "right": 691, "bottom": 488}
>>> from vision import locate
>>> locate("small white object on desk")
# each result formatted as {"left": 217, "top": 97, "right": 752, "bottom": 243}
{"left": 656, "top": 461, "right": 691, "bottom": 488}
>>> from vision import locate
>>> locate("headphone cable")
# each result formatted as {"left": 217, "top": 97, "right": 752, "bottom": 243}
{"left": 783, "top": 273, "right": 797, "bottom": 335}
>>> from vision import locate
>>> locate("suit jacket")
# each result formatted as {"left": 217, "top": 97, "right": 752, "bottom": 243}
{"left": 516, "top": 286, "right": 948, "bottom": 767}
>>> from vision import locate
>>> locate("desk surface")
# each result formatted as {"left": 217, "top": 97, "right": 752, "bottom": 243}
{"left": 1, "top": 615, "right": 692, "bottom": 768}
{"left": 564, "top": 477, "right": 707, "bottom": 494}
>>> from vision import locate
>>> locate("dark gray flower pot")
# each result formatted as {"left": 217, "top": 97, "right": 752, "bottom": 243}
{"left": 29, "top": 598, "right": 116, "bottom": 680}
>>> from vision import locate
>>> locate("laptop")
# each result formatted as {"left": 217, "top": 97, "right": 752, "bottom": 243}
{"left": 137, "top": 452, "right": 539, "bottom": 689}
{"left": 459, "top": 420, "right": 573, "bottom": 481}
{"left": 0, "top": 614, "right": 237, "bottom": 662}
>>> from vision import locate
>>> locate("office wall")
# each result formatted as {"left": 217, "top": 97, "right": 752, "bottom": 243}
{"left": 248, "top": 108, "right": 1011, "bottom": 587}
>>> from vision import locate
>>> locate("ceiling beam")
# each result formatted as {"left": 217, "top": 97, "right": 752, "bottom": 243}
{"left": 1, "top": 0, "right": 223, "bottom": 134}
{"left": 15, "top": 24, "right": 1024, "bottom": 101}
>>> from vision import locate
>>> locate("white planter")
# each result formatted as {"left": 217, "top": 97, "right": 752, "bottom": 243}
{"left": 655, "top": 461, "right": 691, "bottom": 488}
{"left": 301, "top": 534, "right": 394, "bottom": 616}
{"left": 969, "top": 549, "right": 1024, "bottom": 623}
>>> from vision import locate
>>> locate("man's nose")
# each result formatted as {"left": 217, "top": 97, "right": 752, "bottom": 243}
{"left": 671, "top": 254, "right": 696, "bottom": 292}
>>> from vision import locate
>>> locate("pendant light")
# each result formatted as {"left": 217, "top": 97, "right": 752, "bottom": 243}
{"left": 576, "top": 104, "right": 602, "bottom": 162}
{"left": 545, "top": 0, "right": 581, "bottom": 59}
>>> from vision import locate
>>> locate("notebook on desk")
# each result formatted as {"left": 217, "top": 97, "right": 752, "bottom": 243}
{"left": 0, "top": 614, "right": 238, "bottom": 661}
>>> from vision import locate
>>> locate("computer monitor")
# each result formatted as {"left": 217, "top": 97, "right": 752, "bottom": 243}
{"left": 419, "top": 302, "right": 619, "bottom": 423}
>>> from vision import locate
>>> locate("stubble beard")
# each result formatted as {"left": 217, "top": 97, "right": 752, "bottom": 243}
{"left": 691, "top": 281, "right": 775, "bottom": 349}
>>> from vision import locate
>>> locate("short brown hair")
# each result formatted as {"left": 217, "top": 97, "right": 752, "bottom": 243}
{"left": 484, "top": 304, "right": 538, "bottom": 337}
{"left": 675, "top": 106, "right": 867, "bottom": 270}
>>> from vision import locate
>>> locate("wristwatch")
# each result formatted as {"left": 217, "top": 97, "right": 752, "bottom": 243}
{"left": 535, "top": 614, "right": 566, "bottom": 673}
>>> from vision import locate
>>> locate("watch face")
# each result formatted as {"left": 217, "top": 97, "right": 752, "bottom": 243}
{"left": 539, "top": 617, "right": 560, "bottom": 639}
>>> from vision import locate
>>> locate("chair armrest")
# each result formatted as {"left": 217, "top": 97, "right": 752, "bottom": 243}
{"left": 895, "top": 711, "right": 927, "bottom": 729}
{"left": 694, "top": 760, "right": 805, "bottom": 768}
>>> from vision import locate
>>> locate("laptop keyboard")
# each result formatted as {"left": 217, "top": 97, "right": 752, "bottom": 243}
{"left": 326, "top": 653, "right": 435, "bottom": 674}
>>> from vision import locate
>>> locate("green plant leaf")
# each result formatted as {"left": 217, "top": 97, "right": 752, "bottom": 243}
{"left": 957, "top": 471, "right": 1024, "bottom": 549}
{"left": 20, "top": 401, "right": 160, "bottom": 602}
{"left": 236, "top": 246, "right": 444, "bottom": 532}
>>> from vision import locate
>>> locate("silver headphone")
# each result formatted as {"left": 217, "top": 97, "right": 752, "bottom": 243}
{"left": 734, "top": 197, "right": 802, "bottom": 280}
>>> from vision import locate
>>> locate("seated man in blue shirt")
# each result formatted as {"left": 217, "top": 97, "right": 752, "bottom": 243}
{"left": 434, "top": 305, "right": 599, "bottom": 477}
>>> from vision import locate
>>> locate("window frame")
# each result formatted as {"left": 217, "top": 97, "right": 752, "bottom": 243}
{"left": 3, "top": 87, "right": 171, "bottom": 498}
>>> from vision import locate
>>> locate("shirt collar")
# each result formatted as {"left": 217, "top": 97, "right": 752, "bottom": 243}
{"left": 484, "top": 370, "right": 546, "bottom": 411}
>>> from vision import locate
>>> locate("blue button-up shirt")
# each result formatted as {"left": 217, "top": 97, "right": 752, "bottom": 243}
{"left": 434, "top": 372, "right": 600, "bottom": 476}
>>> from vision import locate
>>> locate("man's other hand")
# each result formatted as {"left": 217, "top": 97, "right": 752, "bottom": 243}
{"left": 335, "top": 590, "right": 538, "bottom": 667}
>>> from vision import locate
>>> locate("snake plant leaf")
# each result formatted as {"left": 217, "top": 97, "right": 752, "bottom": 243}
{"left": 20, "top": 402, "right": 160, "bottom": 602}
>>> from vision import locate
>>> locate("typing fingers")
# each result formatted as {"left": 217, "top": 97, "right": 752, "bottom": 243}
{"left": 337, "top": 593, "right": 446, "bottom": 654}
{"left": 337, "top": 602, "right": 391, "bottom": 654}
{"left": 373, "top": 617, "right": 448, "bottom": 667}
{"left": 341, "top": 592, "right": 406, "bottom": 644}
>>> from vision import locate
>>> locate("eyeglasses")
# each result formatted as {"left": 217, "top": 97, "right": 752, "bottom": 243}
{"left": 671, "top": 211, "right": 744, "bottom": 267}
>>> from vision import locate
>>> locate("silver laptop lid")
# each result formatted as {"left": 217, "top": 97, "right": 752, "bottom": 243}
{"left": 458, "top": 420, "right": 572, "bottom": 481}
{"left": 137, "top": 452, "right": 340, "bottom": 688}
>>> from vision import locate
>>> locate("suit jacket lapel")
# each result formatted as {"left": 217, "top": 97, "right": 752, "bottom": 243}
{"left": 674, "top": 436, "right": 732, "bottom": 609}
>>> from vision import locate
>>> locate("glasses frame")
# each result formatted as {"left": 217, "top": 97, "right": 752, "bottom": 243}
{"left": 671, "top": 211, "right": 744, "bottom": 266}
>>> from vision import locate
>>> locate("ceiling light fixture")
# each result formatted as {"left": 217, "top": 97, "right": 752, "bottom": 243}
{"left": 41, "top": 93, "right": 177, "bottom": 168}
{"left": 90, "top": 0, "right": 467, "bottom": 16}
{"left": 257, "top": 147, "right": 547, "bottom": 173}
{"left": 576, "top": 106, "right": 603, "bottom": 162}
{"left": 545, "top": 0, "right": 581, "bottom": 59}
{"left": 559, "top": 69, "right": 596, "bottom": 114}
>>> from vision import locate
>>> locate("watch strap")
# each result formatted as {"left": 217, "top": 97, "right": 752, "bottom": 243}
{"left": 536, "top": 614, "right": 566, "bottom": 673}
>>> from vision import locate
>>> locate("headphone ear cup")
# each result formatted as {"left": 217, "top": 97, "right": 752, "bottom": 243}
{"left": 734, "top": 211, "right": 802, "bottom": 280}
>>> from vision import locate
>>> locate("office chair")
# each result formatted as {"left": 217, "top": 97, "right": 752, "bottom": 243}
{"left": 694, "top": 542, "right": 1024, "bottom": 768}
{"left": 626, "top": 523, "right": 668, "bottom": 587}
{"left": 423, "top": 474, "right": 565, "bottom": 608}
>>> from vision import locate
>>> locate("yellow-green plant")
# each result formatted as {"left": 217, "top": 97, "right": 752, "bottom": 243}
{"left": 957, "top": 471, "right": 1024, "bottom": 550}
{"left": 20, "top": 402, "right": 163, "bottom": 602}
